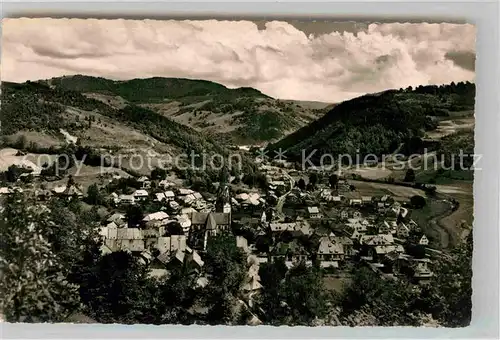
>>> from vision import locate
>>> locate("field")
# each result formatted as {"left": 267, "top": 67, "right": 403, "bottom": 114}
{"left": 425, "top": 116, "right": 475, "bottom": 140}
{"left": 347, "top": 180, "right": 425, "bottom": 201}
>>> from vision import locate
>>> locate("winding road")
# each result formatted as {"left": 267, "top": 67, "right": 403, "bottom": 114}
{"left": 275, "top": 172, "right": 295, "bottom": 216}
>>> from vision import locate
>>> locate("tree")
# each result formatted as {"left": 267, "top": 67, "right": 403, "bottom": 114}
{"left": 67, "top": 175, "right": 76, "bottom": 188}
{"left": 257, "top": 259, "right": 289, "bottom": 324}
{"left": 404, "top": 169, "right": 416, "bottom": 182}
{"left": 0, "top": 192, "right": 81, "bottom": 322}
{"left": 329, "top": 174, "right": 339, "bottom": 189}
{"left": 258, "top": 261, "right": 330, "bottom": 325}
{"left": 297, "top": 178, "right": 306, "bottom": 190}
{"left": 3, "top": 165, "right": 31, "bottom": 183}
{"left": 429, "top": 232, "right": 472, "bottom": 326}
{"left": 73, "top": 251, "right": 156, "bottom": 324}
{"left": 165, "top": 221, "right": 184, "bottom": 236}
{"left": 86, "top": 183, "right": 103, "bottom": 205}
{"left": 308, "top": 173, "right": 319, "bottom": 188}
{"left": 410, "top": 195, "right": 426, "bottom": 209}
{"left": 203, "top": 234, "right": 247, "bottom": 324}
{"left": 339, "top": 266, "right": 426, "bottom": 326}
{"left": 126, "top": 205, "right": 144, "bottom": 227}
{"left": 151, "top": 167, "right": 167, "bottom": 180}
{"left": 155, "top": 265, "right": 199, "bottom": 324}
{"left": 282, "top": 263, "right": 330, "bottom": 325}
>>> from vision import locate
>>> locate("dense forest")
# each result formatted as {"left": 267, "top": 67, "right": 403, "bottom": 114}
{"left": 268, "top": 82, "right": 475, "bottom": 163}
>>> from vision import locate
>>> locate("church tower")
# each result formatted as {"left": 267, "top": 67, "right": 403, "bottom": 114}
{"left": 215, "top": 183, "right": 231, "bottom": 217}
{"left": 215, "top": 165, "right": 231, "bottom": 216}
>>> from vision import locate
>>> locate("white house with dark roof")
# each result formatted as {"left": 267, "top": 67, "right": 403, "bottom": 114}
{"left": 349, "top": 198, "right": 362, "bottom": 206}
{"left": 132, "top": 189, "right": 148, "bottom": 201}
{"left": 155, "top": 192, "right": 167, "bottom": 202}
{"left": 164, "top": 191, "right": 175, "bottom": 201}
{"left": 307, "top": 206, "right": 321, "bottom": 219}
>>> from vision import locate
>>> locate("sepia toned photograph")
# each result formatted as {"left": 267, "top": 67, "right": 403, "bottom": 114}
{"left": 0, "top": 18, "right": 475, "bottom": 327}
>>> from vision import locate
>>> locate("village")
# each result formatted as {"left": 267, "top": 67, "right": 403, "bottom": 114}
{"left": 0, "top": 152, "right": 435, "bottom": 307}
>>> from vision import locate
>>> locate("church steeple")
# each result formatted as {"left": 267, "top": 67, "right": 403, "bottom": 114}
{"left": 215, "top": 166, "right": 231, "bottom": 218}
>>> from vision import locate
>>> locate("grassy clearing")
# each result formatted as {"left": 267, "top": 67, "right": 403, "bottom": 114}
{"left": 323, "top": 275, "right": 352, "bottom": 294}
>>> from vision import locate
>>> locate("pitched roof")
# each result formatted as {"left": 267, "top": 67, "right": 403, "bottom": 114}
{"left": 243, "top": 276, "right": 263, "bottom": 291}
{"left": 308, "top": 206, "right": 320, "bottom": 214}
{"left": 157, "top": 236, "right": 172, "bottom": 254}
{"left": 269, "top": 222, "right": 296, "bottom": 232}
{"left": 117, "top": 239, "right": 144, "bottom": 252}
{"left": 119, "top": 194, "right": 135, "bottom": 201}
{"left": 107, "top": 213, "right": 126, "bottom": 223}
{"left": 178, "top": 188, "right": 194, "bottom": 195}
{"left": 318, "top": 237, "right": 344, "bottom": 255}
{"left": 164, "top": 191, "right": 175, "bottom": 197}
{"left": 143, "top": 211, "right": 169, "bottom": 222}
{"left": 360, "top": 234, "right": 394, "bottom": 246}
{"left": 116, "top": 228, "right": 143, "bottom": 240}
{"left": 191, "top": 250, "right": 204, "bottom": 267}
{"left": 206, "top": 213, "right": 217, "bottom": 230}
{"left": 374, "top": 244, "right": 404, "bottom": 254}
{"left": 133, "top": 189, "right": 148, "bottom": 197}
{"left": 174, "top": 249, "right": 185, "bottom": 263}
{"left": 190, "top": 212, "right": 230, "bottom": 226}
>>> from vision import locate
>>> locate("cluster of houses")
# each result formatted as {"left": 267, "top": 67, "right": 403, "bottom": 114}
{"left": 1, "top": 167, "right": 435, "bottom": 287}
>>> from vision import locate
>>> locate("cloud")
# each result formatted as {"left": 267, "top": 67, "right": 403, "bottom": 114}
{"left": 1, "top": 18, "right": 475, "bottom": 102}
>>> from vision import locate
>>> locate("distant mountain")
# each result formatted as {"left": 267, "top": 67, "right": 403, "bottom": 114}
{"left": 40, "top": 75, "right": 329, "bottom": 144}
{"left": 42, "top": 75, "right": 268, "bottom": 103}
{"left": 267, "top": 82, "right": 475, "bottom": 164}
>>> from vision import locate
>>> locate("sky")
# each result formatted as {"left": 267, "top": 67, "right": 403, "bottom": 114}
{"left": 1, "top": 18, "right": 476, "bottom": 103}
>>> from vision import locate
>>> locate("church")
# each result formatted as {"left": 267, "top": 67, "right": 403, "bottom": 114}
{"left": 188, "top": 183, "right": 232, "bottom": 251}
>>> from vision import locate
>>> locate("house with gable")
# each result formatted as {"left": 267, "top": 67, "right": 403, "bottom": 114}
{"left": 396, "top": 223, "right": 411, "bottom": 239}
{"left": 132, "top": 189, "right": 148, "bottom": 201}
{"left": 137, "top": 176, "right": 151, "bottom": 189}
{"left": 418, "top": 235, "right": 429, "bottom": 246}
{"left": 307, "top": 206, "right": 321, "bottom": 219}
{"left": 360, "top": 233, "right": 404, "bottom": 261}
{"left": 317, "top": 236, "right": 345, "bottom": 268}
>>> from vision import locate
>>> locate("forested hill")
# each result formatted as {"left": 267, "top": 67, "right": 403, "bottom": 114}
{"left": 41, "top": 75, "right": 269, "bottom": 103}
{"left": 1, "top": 81, "right": 234, "bottom": 163}
{"left": 37, "top": 75, "right": 329, "bottom": 144}
{"left": 267, "top": 81, "right": 475, "bottom": 163}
